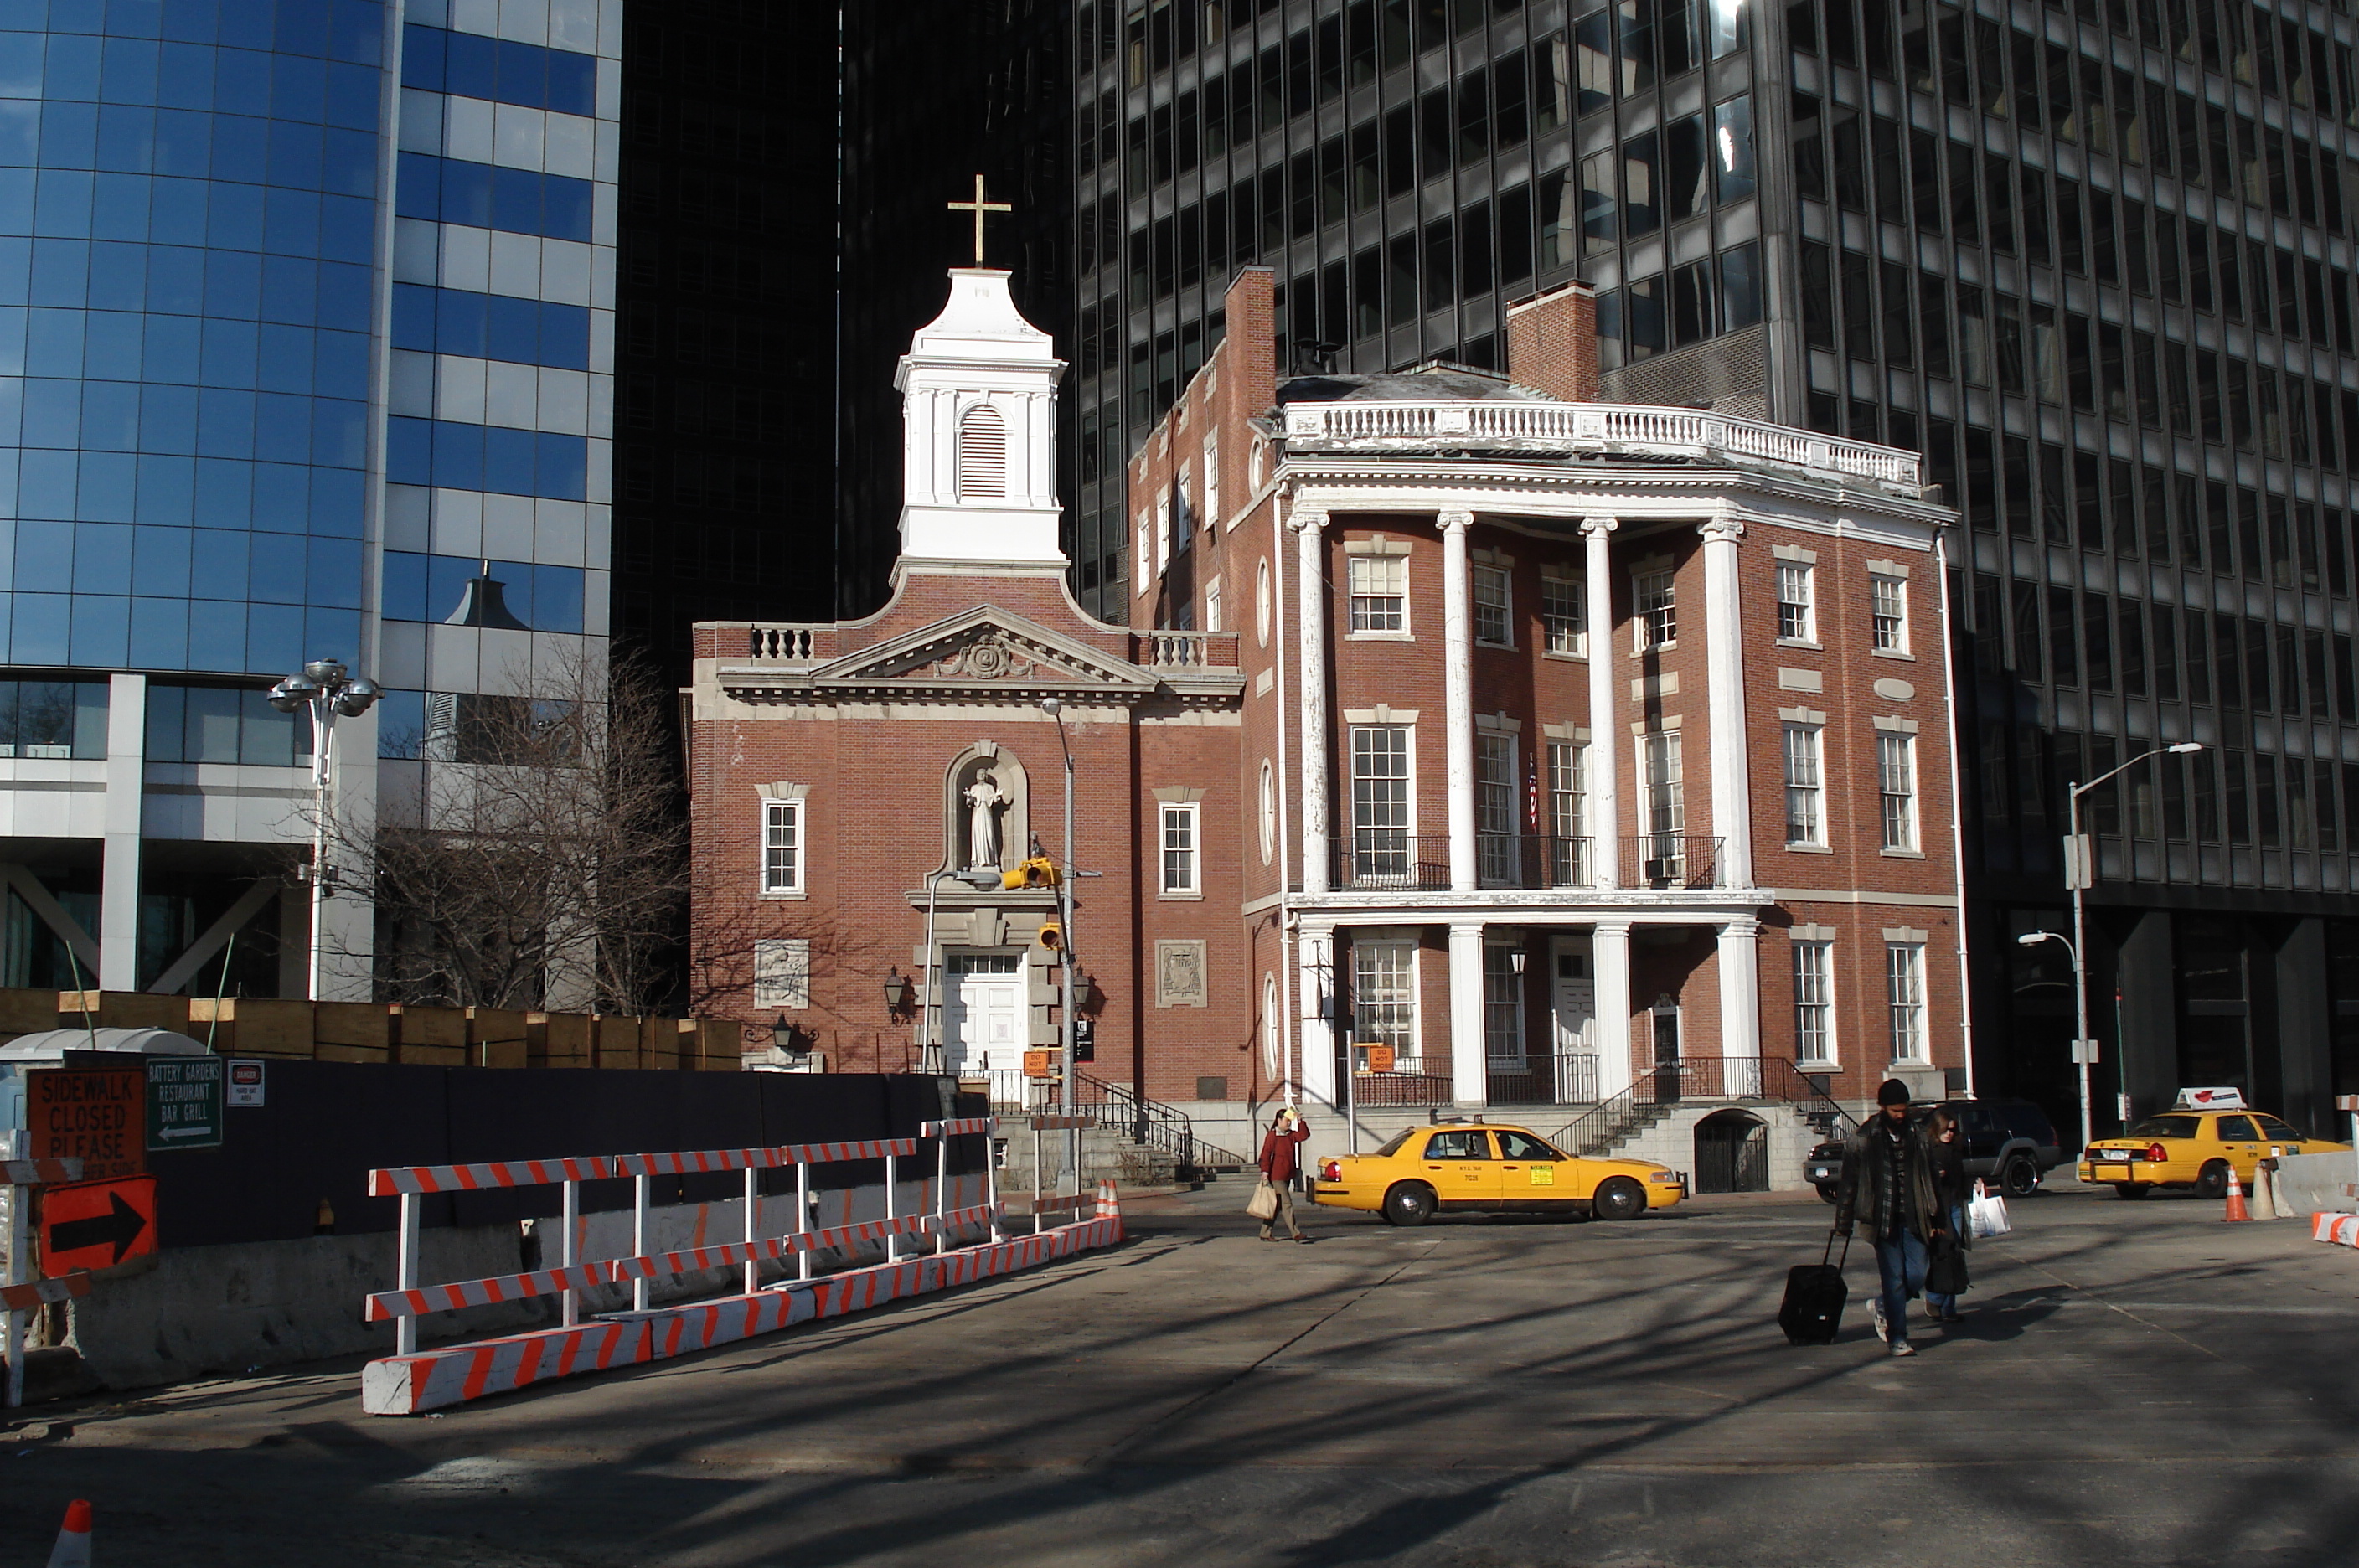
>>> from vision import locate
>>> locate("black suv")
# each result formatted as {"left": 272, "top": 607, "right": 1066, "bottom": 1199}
{"left": 1806, "top": 1100, "right": 2065, "bottom": 1202}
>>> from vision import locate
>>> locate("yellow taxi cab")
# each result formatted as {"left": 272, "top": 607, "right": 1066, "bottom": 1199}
{"left": 1309, "top": 1117, "right": 1687, "bottom": 1225}
{"left": 2078, "top": 1093, "right": 2348, "bottom": 1199}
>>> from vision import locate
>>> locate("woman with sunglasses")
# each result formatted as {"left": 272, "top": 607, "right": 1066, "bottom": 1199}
{"left": 1923, "top": 1107, "right": 1972, "bottom": 1323}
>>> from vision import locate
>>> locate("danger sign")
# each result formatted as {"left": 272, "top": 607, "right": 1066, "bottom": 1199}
{"left": 39, "top": 1174, "right": 157, "bottom": 1274}
{"left": 24, "top": 1068, "right": 146, "bottom": 1180}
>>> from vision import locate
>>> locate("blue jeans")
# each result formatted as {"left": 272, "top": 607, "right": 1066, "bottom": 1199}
{"left": 1924, "top": 1205, "right": 1965, "bottom": 1316}
{"left": 1873, "top": 1228, "right": 1929, "bottom": 1344}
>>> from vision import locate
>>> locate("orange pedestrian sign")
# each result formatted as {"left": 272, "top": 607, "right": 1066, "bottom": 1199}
{"left": 39, "top": 1175, "right": 157, "bottom": 1275}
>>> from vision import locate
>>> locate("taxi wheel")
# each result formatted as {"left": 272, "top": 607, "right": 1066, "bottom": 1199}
{"left": 1592, "top": 1177, "right": 1647, "bottom": 1221}
{"left": 2193, "top": 1160, "right": 2231, "bottom": 1200}
{"left": 1382, "top": 1182, "right": 1437, "bottom": 1227}
{"left": 2111, "top": 1182, "right": 2152, "bottom": 1199}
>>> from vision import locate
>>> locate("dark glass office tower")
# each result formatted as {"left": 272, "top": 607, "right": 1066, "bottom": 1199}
{"left": 1080, "top": 0, "right": 2359, "bottom": 1137}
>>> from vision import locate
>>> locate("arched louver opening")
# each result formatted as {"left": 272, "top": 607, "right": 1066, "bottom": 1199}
{"left": 957, "top": 405, "right": 1009, "bottom": 498}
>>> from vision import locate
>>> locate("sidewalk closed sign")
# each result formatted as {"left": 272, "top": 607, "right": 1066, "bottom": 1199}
{"left": 146, "top": 1056, "right": 225, "bottom": 1151}
{"left": 24, "top": 1068, "right": 145, "bottom": 1179}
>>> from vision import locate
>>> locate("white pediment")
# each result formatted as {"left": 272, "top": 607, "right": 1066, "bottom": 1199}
{"left": 796, "top": 607, "right": 1155, "bottom": 697}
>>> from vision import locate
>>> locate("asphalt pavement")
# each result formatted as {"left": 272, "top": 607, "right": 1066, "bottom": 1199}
{"left": 4, "top": 1178, "right": 2358, "bottom": 1566}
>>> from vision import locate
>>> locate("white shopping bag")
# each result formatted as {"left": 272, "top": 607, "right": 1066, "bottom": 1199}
{"left": 1968, "top": 1179, "right": 2011, "bottom": 1239}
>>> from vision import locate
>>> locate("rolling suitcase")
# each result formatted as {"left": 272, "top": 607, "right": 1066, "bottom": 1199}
{"left": 1778, "top": 1230, "right": 1851, "bottom": 1345}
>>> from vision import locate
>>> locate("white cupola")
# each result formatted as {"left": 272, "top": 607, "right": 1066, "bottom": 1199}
{"left": 896, "top": 269, "right": 1066, "bottom": 567}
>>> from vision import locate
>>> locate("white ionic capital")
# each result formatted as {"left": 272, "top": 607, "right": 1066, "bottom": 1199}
{"left": 1698, "top": 513, "right": 1746, "bottom": 544}
{"left": 1578, "top": 515, "right": 1619, "bottom": 541}
{"left": 1438, "top": 508, "right": 1474, "bottom": 534}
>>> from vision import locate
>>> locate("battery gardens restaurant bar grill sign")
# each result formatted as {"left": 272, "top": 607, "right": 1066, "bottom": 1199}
{"left": 144, "top": 1056, "right": 225, "bottom": 1152}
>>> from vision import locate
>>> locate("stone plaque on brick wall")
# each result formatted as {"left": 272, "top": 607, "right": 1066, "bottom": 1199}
{"left": 1154, "top": 941, "right": 1209, "bottom": 1008}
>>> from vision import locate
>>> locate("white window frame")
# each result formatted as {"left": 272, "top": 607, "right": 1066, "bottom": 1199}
{"left": 1483, "top": 944, "right": 1527, "bottom": 1065}
{"left": 1154, "top": 493, "right": 1171, "bottom": 574}
{"left": 1782, "top": 723, "right": 1825, "bottom": 847}
{"left": 1541, "top": 575, "right": 1587, "bottom": 657}
{"left": 1776, "top": 561, "right": 1815, "bottom": 642}
{"left": 1794, "top": 941, "right": 1836, "bottom": 1066}
{"left": 1641, "top": 728, "right": 1685, "bottom": 836}
{"left": 753, "top": 937, "right": 811, "bottom": 1012}
{"left": 1348, "top": 554, "right": 1409, "bottom": 634}
{"left": 1633, "top": 567, "right": 1676, "bottom": 649}
{"left": 1878, "top": 730, "right": 1920, "bottom": 851}
{"left": 761, "top": 797, "right": 803, "bottom": 895}
{"left": 1352, "top": 938, "right": 1421, "bottom": 1070}
{"left": 1871, "top": 574, "right": 1910, "bottom": 653}
{"left": 1159, "top": 801, "right": 1201, "bottom": 896}
{"left": 1476, "top": 730, "right": 1519, "bottom": 885}
{"left": 1205, "top": 575, "right": 1224, "bottom": 632}
{"left": 1547, "top": 738, "right": 1590, "bottom": 885}
{"left": 1134, "top": 508, "right": 1152, "bottom": 588}
{"left": 1204, "top": 429, "right": 1222, "bottom": 525}
{"left": 1886, "top": 941, "right": 1928, "bottom": 1062}
{"left": 1473, "top": 563, "right": 1514, "bottom": 647}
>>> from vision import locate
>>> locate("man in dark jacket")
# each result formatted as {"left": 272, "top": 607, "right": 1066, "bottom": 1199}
{"left": 1257, "top": 1108, "right": 1312, "bottom": 1243}
{"left": 1835, "top": 1078, "right": 1943, "bottom": 1357}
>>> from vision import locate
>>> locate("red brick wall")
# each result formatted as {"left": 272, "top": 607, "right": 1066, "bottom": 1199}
{"left": 1504, "top": 281, "right": 1600, "bottom": 403}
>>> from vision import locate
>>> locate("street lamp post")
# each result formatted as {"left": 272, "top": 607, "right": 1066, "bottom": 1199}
{"left": 1041, "top": 697, "right": 1079, "bottom": 1189}
{"left": 267, "top": 658, "right": 380, "bottom": 1001}
{"left": 2049, "top": 740, "right": 2202, "bottom": 1149}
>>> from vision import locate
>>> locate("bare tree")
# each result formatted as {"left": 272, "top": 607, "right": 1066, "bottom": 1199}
{"left": 345, "top": 647, "right": 689, "bottom": 1014}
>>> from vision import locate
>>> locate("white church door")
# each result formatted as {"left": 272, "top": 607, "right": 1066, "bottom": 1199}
{"left": 1551, "top": 938, "right": 1598, "bottom": 1104}
{"left": 945, "top": 952, "right": 1026, "bottom": 1078}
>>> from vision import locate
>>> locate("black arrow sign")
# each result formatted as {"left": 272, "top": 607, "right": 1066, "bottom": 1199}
{"left": 49, "top": 1192, "right": 148, "bottom": 1264}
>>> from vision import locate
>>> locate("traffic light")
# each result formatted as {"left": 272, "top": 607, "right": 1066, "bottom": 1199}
{"left": 1001, "top": 854, "right": 1061, "bottom": 890}
{"left": 1037, "top": 919, "right": 1064, "bottom": 952}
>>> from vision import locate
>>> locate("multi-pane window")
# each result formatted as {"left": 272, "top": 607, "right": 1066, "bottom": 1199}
{"left": 1878, "top": 732, "right": 1920, "bottom": 849}
{"left": 1541, "top": 575, "right": 1588, "bottom": 655}
{"left": 1483, "top": 946, "right": 1526, "bottom": 1064}
{"left": 1634, "top": 568, "right": 1676, "bottom": 647}
{"left": 1886, "top": 941, "right": 1928, "bottom": 1061}
{"left": 1547, "top": 739, "right": 1588, "bottom": 884}
{"left": 1349, "top": 554, "right": 1407, "bottom": 631}
{"left": 1776, "top": 562, "right": 1815, "bottom": 640}
{"left": 1783, "top": 724, "right": 1825, "bottom": 845}
{"left": 1353, "top": 941, "right": 1417, "bottom": 1066}
{"left": 1159, "top": 802, "right": 1199, "bottom": 894}
{"left": 1477, "top": 732, "right": 1518, "bottom": 885}
{"left": 1643, "top": 729, "right": 1685, "bottom": 837}
{"left": 1793, "top": 941, "right": 1835, "bottom": 1064}
{"left": 761, "top": 799, "right": 803, "bottom": 895}
{"left": 1350, "top": 725, "right": 1412, "bottom": 874}
{"left": 1871, "top": 575, "right": 1909, "bottom": 652}
{"left": 1474, "top": 564, "right": 1513, "bottom": 646}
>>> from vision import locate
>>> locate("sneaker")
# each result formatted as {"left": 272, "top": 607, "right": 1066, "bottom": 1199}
{"left": 1924, "top": 1303, "right": 1946, "bottom": 1325}
{"left": 1890, "top": 1340, "right": 1918, "bottom": 1358}
{"left": 1871, "top": 1297, "right": 1890, "bottom": 1343}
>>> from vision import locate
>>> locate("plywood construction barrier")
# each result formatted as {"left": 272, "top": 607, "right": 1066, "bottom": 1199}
{"left": 0, "top": 991, "right": 743, "bottom": 1070}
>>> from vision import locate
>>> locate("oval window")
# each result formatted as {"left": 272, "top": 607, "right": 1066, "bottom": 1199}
{"left": 1258, "top": 760, "right": 1277, "bottom": 866}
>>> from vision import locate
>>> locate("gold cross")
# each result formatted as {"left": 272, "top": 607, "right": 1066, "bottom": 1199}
{"left": 947, "top": 173, "right": 1013, "bottom": 266}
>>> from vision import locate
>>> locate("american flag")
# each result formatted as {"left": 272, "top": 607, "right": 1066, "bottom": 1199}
{"left": 1526, "top": 754, "right": 1541, "bottom": 831}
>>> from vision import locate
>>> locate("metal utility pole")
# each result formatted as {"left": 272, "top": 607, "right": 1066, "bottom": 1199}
{"left": 2054, "top": 741, "right": 2202, "bottom": 1148}
{"left": 1043, "top": 698, "right": 1080, "bottom": 1189}
{"left": 267, "top": 658, "right": 381, "bottom": 1001}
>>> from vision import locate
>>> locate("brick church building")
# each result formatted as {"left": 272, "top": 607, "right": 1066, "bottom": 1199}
{"left": 687, "top": 263, "right": 1964, "bottom": 1172}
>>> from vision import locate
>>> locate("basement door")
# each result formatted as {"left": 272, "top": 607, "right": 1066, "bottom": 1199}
{"left": 945, "top": 952, "right": 1026, "bottom": 1075}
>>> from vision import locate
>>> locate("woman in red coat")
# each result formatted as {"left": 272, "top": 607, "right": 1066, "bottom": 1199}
{"left": 1257, "top": 1108, "right": 1313, "bottom": 1243}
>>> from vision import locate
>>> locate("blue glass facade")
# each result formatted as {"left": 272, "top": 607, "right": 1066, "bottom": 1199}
{"left": 0, "top": 0, "right": 389, "bottom": 676}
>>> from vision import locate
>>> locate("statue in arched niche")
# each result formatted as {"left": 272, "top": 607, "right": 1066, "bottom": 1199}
{"left": 963, "top": 771, "right": 1008, "bottom": 870}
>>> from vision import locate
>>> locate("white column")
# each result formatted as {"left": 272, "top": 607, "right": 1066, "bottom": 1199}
{"left": 98, "top": 673, "right": 147, "bottom": 992}
{"left": 1295, "top": 506, "right": 1332, "bottom": 894}
{"left": 1581, "top": 518, "right": 1620, "bottom": 889}
{"left": 1592, "top": 920, "right": 1634, "bottom": 1100}
{"left": 1298, "top": 925, "right": 1338, "bottom": 1111}
{"left": 1448, "top": 921, "right": 1487, "bottom": 1106}
{"left": 1716, "top": 916, "right": 1763, "bottom": 1095}
{"left": 1440, "top": 510, "right": 1477, "bottom": 893}
{"left": 1701, "top": 513, "right": 1754, "bottom": 890}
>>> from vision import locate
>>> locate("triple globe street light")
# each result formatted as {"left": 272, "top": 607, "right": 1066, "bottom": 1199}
{"left": 267, "top": 658, "right": 381, "bottom": 1002}
{"left": 2018, "top": 740, "right": 2204, "bottom": 1153}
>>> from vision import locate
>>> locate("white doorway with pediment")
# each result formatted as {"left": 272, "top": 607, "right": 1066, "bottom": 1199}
{"left": 943, "top": 951, "right": 1026, "bottom": 1077}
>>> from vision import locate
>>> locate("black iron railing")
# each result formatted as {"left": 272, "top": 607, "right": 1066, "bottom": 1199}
{"left": 1074, "top": 1072, "right": 1251, "bottom": 1173}
{"left": 1332, "top": 834, "right": 1600, "bottom": 891}
{"left": 1486, "top": 1051, "right": 1601, "bottom": 1106}
{"left": 1618, "top": 834, "right": 1722, "bottom": 889}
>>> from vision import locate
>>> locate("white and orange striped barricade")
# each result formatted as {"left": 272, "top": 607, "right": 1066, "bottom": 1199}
{"left": 2312, "top": 1212, "right": 2359, "bottom": 1247}
{"left": 921, "top": 1116, "right": 1002, "bottom": 1250}
{"left": 1026, "top": 1113, "right": 1094, "bottom": 1235}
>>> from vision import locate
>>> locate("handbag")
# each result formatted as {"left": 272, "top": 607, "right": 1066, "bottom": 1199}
{"left": 1967, "top": 1179, "right": 2011, "bottom": 1240}
{"left": 1925, "top": 1231, "right": 1970, "bottom": 1295}
{"left": 1246, "top": 1179, "right": 1280, "bottom": 1221}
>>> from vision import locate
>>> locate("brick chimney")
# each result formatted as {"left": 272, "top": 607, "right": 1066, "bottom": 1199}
{"left": 1504, "top": 281, "right": 1600, "bottom": 403}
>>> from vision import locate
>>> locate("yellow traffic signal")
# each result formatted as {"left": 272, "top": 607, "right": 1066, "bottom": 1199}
{"left": 1038, "top": 919, "right": 1064, "bottom": 952}
{"left": 1001, "top": 854, "right": 1061, "bottom": 890}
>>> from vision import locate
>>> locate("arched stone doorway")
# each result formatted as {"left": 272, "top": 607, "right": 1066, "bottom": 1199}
{"left": 1694, "top": 1108, "right": 1769, "bottom": 1194}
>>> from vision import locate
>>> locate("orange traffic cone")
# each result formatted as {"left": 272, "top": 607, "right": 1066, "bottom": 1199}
{"left": 46, "top": 1500, "right": 90, "bottom": 1568}
{"left": 2222, "top": 1169, "right": 2253, "bottom": 1222}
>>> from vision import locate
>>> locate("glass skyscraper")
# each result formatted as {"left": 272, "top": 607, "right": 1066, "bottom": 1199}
{"left": 1066, "top": 0, "right": 2359, "bottom": 1136}
{"left": 0, "top": 0, "right": 617, "bottom": 999}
